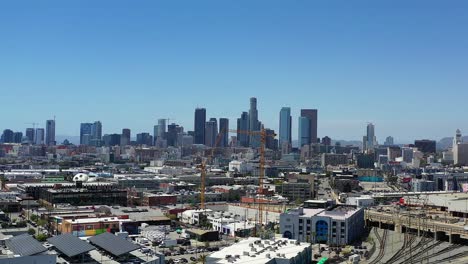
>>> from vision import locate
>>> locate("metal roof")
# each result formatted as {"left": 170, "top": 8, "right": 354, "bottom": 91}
{"left": 5, "top": 234, "right": 47, "bottom": 256}
{"left": 47, "top": 234, "right": 95, "bottom": 257}
{"left": 88, "top": 232, "right": 139, "bottom": 256}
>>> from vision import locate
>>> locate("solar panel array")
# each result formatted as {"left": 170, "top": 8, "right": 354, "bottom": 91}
{"left": 48, "top": 233, "right": 95, "bottom": 257}
{"left": 88, "top": 232, "right": 140, "bottom": 256}
{"left": 5, "top": 234, "right": 47, "bottom": 256}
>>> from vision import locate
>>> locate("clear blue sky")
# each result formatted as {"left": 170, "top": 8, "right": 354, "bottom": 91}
{"left": 1, "top": 0, "right": 467, "bottom": 143}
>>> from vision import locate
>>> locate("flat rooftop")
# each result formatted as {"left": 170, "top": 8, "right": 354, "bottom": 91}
{"left": 207, "top": 237, "right": 310, "bottom": 264}
{"left": 317, "top": 205, "right": 362, "bottom": 220}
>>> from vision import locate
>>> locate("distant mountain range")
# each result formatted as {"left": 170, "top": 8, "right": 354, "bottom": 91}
{"left": 437, "top": 136, "right": 468, "bottom": 150}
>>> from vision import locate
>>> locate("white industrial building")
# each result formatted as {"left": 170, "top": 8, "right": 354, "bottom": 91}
{"left": 228, "top": 160, "right": 253, "bottom": 174}
{"left": 206, "top": 237, "right": 311, "bottom": 264}
{"left": 280, "top": 205, "right": 364, "bottom": 245}
{"left": 346, "top": 195, "right": 374, "bottom": 208}
{"left": 180, "top": 209, "right": 213, "bottom": 225}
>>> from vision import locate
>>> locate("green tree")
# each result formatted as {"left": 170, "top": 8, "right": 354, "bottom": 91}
{"left": 28, "top": 228, "right": 36, "bottom": 235}
{"left": 37, "top": 219, "right": 47, "bottom": 227}
{"left": 35, "top": 233, "right": 47, "bottom": 242}
{"left": 30, "top": 214, "right": 39, "bottom": 222}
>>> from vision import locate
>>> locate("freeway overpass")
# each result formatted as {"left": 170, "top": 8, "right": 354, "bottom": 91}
{"left": 365, "top": 210, "right": 468, "bottom": 243}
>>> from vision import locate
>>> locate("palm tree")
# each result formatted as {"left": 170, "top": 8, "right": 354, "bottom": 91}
{"left": 198, "top": 254, "right": 207, "bottom": 264}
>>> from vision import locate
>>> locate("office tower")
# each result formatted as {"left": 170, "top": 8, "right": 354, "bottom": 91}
{"left": 194, "top": 108, "right": 206, "bottom": 144}
{"left": 157, "top": 119, "right": 167, "bottom": 139}
{"left": 35, "top": 128, "right": 45, "bottom": 145}
{"left": 153, "top": 125, "right": 158, "bottom": 145}
{"left": 454, "top": 129, "right": 462, "bottom": 147}
{"left": 300, "top": 109, "right": 318, "bottom": 144}
{"left": 322, "top": 136, "right": 332, "bottom": 146}
{"left": 279, "top": 107, "right": 292, "bottom": 147}
{"left": 384, "top": 136, "right": 394, "bottom": 146}
{"left": 103, "top": 134, "right": 121, "bottom": 146}
{"left": 25, "top": 128, "right": 35, "bottom": 144}
{"left": 91, "top": 121, "right": 102, "bottom": 140}
{"left": 237, "top": 112, "right": 249, "bottom": 147}
{"left": 298, "top": 116, "right": 310, "bottom": 147}
{"left": 219, "top": 118, "right": 229, "bottom": 147}
{"left": 387, "top": 146, "right": 401, "bottom": 161}
{"left": 363, "top": 123, "right": 377, "bottom": 152}
{"left": 1, "top": 129, "right": 14, "bottom": 143}
{"left": 402, "top": 147, "right": 414, "bottom": 163}
{"left": 13, "top": 132, "right": 23, "bottom": 143}
{"left": 265, "top": 129, "right": 278, "bottom": 150}
{"left": 249, "top": 97, "right": 260, "bottom": 147}
{"left": 45, "top": 119, "right": 56, "bottom": 146}
{"left": 136, "top": 133, "right": 153, "bottom": 145}
{"left": 454, "top": 143, "right": 468, "bottom": 166}
{"left": 121, "top": 128, "right": 131, "bottom": 146}
{"left": 205, "top": 119, "right": 218, "bottom": 147}
{"left": 167, "top": 123, "right": 182, "bottom": 147}
{"left": 414, "top": 139, "right": 436, "bottom": 154}
{"left": 80, "top": 123, "right": 93, "bottom": 145}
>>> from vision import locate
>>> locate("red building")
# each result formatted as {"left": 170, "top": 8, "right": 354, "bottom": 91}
{"left": 142, "top": 194, "right": 177, "bottom": 206}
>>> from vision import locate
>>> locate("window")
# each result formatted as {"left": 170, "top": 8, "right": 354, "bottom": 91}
{"left": 299, "top": 219, "right": 303, "bottom": 224}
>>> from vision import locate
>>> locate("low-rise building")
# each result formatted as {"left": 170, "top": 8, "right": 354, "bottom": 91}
{"left": 180, "top": 209, "right": 213, "bottom": 225}
{"left": 206, "top": 237, "right": 312, "bottom": 264}
{"left": 280, "top": 205, "right": 364, "bottom": 245}
{"left": 346, "top": 195, "right": 375, "bottom": 208}
{"left": 142, "top": 193, "right": 177, "bottom": 206}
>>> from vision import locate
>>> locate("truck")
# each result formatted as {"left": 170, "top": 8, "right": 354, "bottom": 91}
{"left": 160, "top": 239, "right": 177, "bottom": 247}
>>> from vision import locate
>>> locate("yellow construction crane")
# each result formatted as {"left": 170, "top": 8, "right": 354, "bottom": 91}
{"left": 198, "top": 127, "right": 276, "bottom": 236}
{"left": 229, "top": 128, "right": 276, "bottom": 237}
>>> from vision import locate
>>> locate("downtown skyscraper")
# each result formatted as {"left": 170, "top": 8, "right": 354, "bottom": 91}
{"left": 279, "top": 107, "right": 292, "bottom": 147}
{"left": 194, "top": 108, "right": 206, "bottom": 145}
{"left": 363, "top": 123, "right": 377, "bottom": 152}
{"left": 45, "top": 119, "right": 56, "bottom": 146}
{"left": 299, "top": 109, "right": 318, "bottom": 146}
{"left": 205, "top": 118, "right": 218, "bottom": 147}
{"left": 248, "top": 97, "right": 261, "bottom": 147}
{"left": 219, "top": 118, "right": 229, "bottom": 147}
{"left": 237, "top": 112, "right": 249, "bottom": 147}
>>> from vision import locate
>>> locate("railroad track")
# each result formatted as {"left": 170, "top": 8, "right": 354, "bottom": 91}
{"left": 369, "top": 228, "right": 388, "bottom": 264}
{"left": 386, "top": 233, "right": 409, "bottom": 264}
{"left": 395, "top": 240, "right": 443, "bottom": 264}
{"left": 427, "top": 251, "right": 468, "bottom": 264}
{"left": 411, "top": 244, "right": 463, "bottom": 263}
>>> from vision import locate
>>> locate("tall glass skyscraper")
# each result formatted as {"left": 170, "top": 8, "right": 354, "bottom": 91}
{"left": 237, "top": 112, "right": 249, "bottom": 147}
{"left": 219, "top": 118, "right": 229, "bottom": 147}
{"left": 249, "top": 97, "right": 260, "bottom": 147}
{"left": 205, "top": 118, "right": 218, "bottom": 147}
{"left": 194, "top": 108, "right": 206, "bottom": 145}
{"left": 35, "top": 128, "right": 45, "bottom": 145}
{"left": 298, "top": 116, "right": 310, "bottom": 147}
{"left": 80, "top": 123, "right": 93, "bottom": 145}
{"left": 45, "top": 119, "right": 55, "bottom": 146}
{"left": 279, "top": 107, "right": 292, "bottom": 147}
{"left": 157, "top": 119, "right": 166, "bottom": 140}
{"left": 300, "top": 109, "right": 318, "bottom": 144}
{"left": 365, "top": 123, "right": 376, "bottom": 151}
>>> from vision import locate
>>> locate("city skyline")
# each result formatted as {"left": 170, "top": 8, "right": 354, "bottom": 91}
{"left": 1, "top": 1, "right": 468, "bottom": 142}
